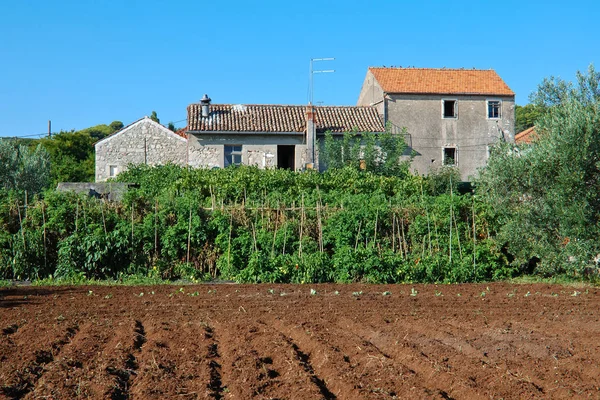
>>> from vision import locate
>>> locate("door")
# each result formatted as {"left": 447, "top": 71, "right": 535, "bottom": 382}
{"left": 277, "top": 145, "right": 295, "bottom": 170}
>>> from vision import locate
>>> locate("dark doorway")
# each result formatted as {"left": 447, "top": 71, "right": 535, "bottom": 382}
{"left": 277, "top": 145, "right": 295, "bottom": 170}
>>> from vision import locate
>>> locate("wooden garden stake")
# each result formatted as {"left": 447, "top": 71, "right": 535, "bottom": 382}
{"left": 392, "top": 212, "right": 396, "bottom": 253}
{"left": 154, "top": 199, "right": 159, "bottom": 260}
{"left": 454, "top": 210, "right": 463, "bottom": 258}
{"left": 420, "top": 182, "right": 433, "bottom": 257}
{"left": 271, "top": 206, "right": 279, "bottom": 257}
{"left": 282, "top": 221, "right": 287, "bottom": 255}
{"left": 186, "top": 203, "right": 192, "bottom": 266}
{"left": 100, "top": 201, "right": 107, "bottom": 237}
{"left": 354, "top": 221, "right": 362, "bottom": 252}
{"left": 42, "top": 202, "right": 47, "bottom": 274}
{"left": 373, "top": 209, "right": 379, "bottom": 248}
{"left": 472, "top": 197, "right": 476, "bottom": 276}
{"left": 16, "top": 199, "right": 25, "bottom": 249}
{"left": 131, "top": 203, "right": 134, "bottom": 246}
{"left": 317, "top": 198, "right": 323, "bottom": 253}
{"left": 449, "top": 175, "right": 453, "bottom": 264}
{"left": 227, "top": 211, "right": 233, "bottom": 271}
{"left": 400, "top": 215, "right": 407, "bottom": 259}
{"left": 298, "top": 194, "right": 304, "bottom": 258}
{"left": 82, "top": 199, "right": 87, "bottom": 230}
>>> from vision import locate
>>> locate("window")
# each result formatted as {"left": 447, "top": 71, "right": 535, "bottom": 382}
{"left": 443, "top": 100, "right": 457, "bottom": 118}
{"left": 224, "top": 145, "right": 242, "bottom": 167}
{"left": 109, "top": 165, "right": 119, "bottom": 177}
{"left": 488, "top": 100, "right": 501, "bottom": 118}
{"left": 443, "top": 147, "right": 456, "bottom": 166}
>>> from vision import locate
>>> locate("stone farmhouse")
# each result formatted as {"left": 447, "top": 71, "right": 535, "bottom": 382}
{"left": 95, "top": 116, "right": 188, "bottom": 182}
{"left": 95, "top": 101, "right": 384, "bottom": 181}
{"left": 185, "top": 101, "right": 384, "bottom": 171}
{"left": 357, "top": 67, "right": 515, "bottom": 180}
{"left": 95, "top": 67, "right": 515, "bottom": 182}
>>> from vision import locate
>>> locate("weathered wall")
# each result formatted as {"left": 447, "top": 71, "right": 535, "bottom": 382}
{"left": 95, "top": 118, "right": 188, "bottom": 181}
{"left": 358, "top": 81, "right": 516, "bottom": 180}
{"left": 188, "top": 133, "right": 308, "bottom": 170}
{"left": 386, "top": 94, "right": 515, "bottom": 180}
{"left": 357, "top": 70, "right": 385, "bottom": 116}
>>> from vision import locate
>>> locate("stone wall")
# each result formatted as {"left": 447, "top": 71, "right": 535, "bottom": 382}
{"left": 385, "top": 94, "right": 515, "bottom": 180}
{"left": 357, "top": 70, "right": 516, "bottom": 180}
{"left": 56, "top": 182, "right": 138, "bottom": 201}
{"left": 95, "top": 117, "right": 188, "bottom": 181}
{"left": 188, "top": 133, "right": 308, "bottom": 170}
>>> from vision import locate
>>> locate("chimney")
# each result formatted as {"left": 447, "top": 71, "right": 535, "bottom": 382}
{"left": 306, "top": 104, "right": 316, "bottom": 168}
{"left": 200, "top": 94, "right": 211, "bottom": 118}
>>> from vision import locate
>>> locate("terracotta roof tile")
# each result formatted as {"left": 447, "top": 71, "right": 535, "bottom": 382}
{"left": 515, "top": 126, "right": 538, "bottom": 144}
{"left": 175, "top": 127, "right": 188, "bottom": 138}
{"left": 187, "top": 104, "right": 384, "bottom": 133}
{"left": 369, "top": 67, "right": 514, "bottom": 96}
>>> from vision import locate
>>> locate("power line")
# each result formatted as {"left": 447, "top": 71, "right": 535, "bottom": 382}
{"left": 0, "top": 132, "right": 48, "bottom": 139}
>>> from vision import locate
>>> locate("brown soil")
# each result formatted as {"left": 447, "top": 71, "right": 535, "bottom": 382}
{"left": 1, "top": 283, "right": 599, "bottom": 399}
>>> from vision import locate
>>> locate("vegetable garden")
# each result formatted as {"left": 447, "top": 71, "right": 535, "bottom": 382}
{"left": 0, "top": 165, "right": 512, "bottom": 283}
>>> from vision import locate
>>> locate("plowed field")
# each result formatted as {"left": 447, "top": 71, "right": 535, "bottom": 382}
{"left": 1, "top": 283, "right": 599, "bottom": 399}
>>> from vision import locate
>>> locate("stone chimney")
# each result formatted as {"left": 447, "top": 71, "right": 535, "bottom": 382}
{"left": 306, "top": 104, "right": 316, "bottom": 168}
{"left": 200, "top": 94, "right": 211, "bottom": 118}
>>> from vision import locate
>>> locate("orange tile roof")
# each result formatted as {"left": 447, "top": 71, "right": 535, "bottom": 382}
{"left": 369, "top": 67, "right": 514, "bottom": 96}
{"left": 175, "top": 127, "right": 188, "bottom": 138}
{"left": 187, "top": 104, "right": 384, "bottom": 133}
{"left": 515, "top": 126, "right": 538, "bottom": 144}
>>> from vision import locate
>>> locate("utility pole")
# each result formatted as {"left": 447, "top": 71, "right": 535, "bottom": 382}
{"left": 48, "top": 120, "right": 51, "bottom": 137}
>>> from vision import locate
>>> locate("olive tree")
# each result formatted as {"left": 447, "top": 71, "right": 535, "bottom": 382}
{"left": 477, "top": 65, "right": 600, "bottom": 276}
{"left": 0, "top": 140, "right": 50, "bottom": 194}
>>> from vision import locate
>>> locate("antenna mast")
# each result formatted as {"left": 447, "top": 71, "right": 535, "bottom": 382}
{"left": 309, "top": 57, "right": 335, "bottom": 104}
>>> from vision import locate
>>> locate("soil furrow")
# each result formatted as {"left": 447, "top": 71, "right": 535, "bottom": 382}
{"left": 287, "top": 338, "right": 337, "bottom": 399}
{"left": 26, "top": 321, "right": 113, "bottom": 398}
{"left": 338, "top": 317, "right": 498, "bottom": 399}
{"left": 204, "top": 324, "right": 224, "bottom": 400}
{"left": 215, "top": 319, "right": 322, "bottom": 399}
{"left": 1, "top": 283, "right": 599, "bottom": 399}
{"left": 1, "top": 323, "right": 79, "bottom": 399}
{"left": 265, "top": 317, "right": 384, "bottom": 399}
{"left": 105, "top": 320, "right": 144, "bottom": 400}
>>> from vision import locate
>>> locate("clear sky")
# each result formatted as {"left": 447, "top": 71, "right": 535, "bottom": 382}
{"left": 1, "top": 0, "right": 598, "bottom": 137}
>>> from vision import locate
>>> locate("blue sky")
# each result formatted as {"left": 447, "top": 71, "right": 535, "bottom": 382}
{"left": 1, "top": 0, "right": 598, "bottom": 137}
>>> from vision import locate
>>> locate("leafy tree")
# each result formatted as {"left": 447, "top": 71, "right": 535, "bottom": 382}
{"left": 167, "top": 122, "right": 176, "bottom": 132}
{"left": 150, "top": 111, "right": 160, "bottom": 123}
{"left": 39, "top": 130, "right": 95, "bottom": 184}
{"left": 35, "top": 120, "right": 123, "bottom": 184}
{"left": 79, "top": 122, "right": 122, "bottom": 141}
{"left": 321, "top": 125, "right": 411, "bottom": 176}
{"left": 109, "top": 121, "right": 124, "bottom": 132}
{"left": 477, "top": 64, "right": 600, "bottom": 276}
{"left": 530, "top": 63, "right": 600, "bottom": 108}
{"left": 0, "top": 140, "right": 50, "bottom": 194}
{"left": 515, "top": 104, "right": 543, "bottom": 133}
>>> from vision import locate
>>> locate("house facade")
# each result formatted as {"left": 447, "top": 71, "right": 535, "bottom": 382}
{"left": 185, "top": 102, "right": 384, "bottom": 171}
{"left": 95, "top": 117, "right": 188, "bottom": 181}
{"left": 94, "top": 104, "right": 384, "bottom": 181}
{"left": 357, "top": 67, "right": 515, "bottom": 180}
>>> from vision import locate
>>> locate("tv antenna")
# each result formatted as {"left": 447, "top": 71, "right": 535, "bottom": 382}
{"left": 309, "top": 57, "right": 335, "bottom": 104}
